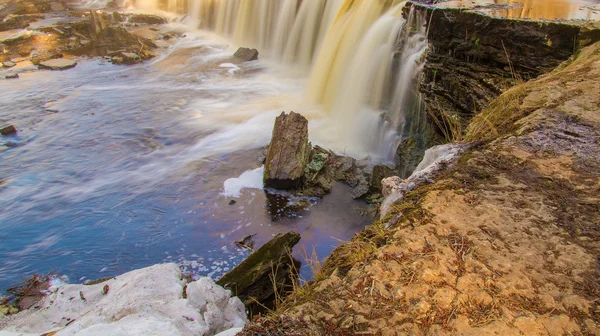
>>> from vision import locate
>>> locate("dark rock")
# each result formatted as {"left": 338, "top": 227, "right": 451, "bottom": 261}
{"left": 217, "top": 231, "right": 301, "bottom": 316}
{"left": 350, "top": 176, "right": 370, "bottom": 199}
{"left": 128, "top": 14, "right": 167, "bottom": 25}
{"left": 112, "top": 11, "right": 123, "bottom": 23}
{"left": 111, "top": 52, "right": 141, "bottom": 65}
{"left": 7, "top": 273, "right": 49, "bottom": 310}
{"left": 228, "top": 199, "right": 237, "bottom": 205}
{"left": 0, "top": 124, "right": 17, "bottom": 135}
{"left": 370, "top": 164, "right": 396, "bottom": 194}
{"left": 235, "top": 234, "right": 256, "bottom": 251}
{"left": 333, "top": 156, "right": 355, "bottom": 181}
{"left": 234, "top": 47, "right": 259, "bottom": 61}
{"left": 300, "top": 146, "right": 335, "bottom": 197}
{"left": 404, "top": 2, "right": 600, "bottom": 137}
{"left": 263, "top": 112, "right": 311, "bottom": 190}
{"left": 5, "top": 73, "right": 19, "bottom": 79}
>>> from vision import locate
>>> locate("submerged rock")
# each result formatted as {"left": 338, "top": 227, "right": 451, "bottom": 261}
{"left": 4, "top": 73, "right": 18, "bottom": 79}
{"left": 38, "top": 58, "right": 77, "bottom": 70}
{"left": 217, "top": 231, "right": 301, "bottom": 316}
{"left": 263, "top": 112, "right": 311, "bottom": 190}
{"left": 2, "top": 61, "right": 16, "bottom": 67}
{"left": 0, "top": 124, "right": 17, "bottom": 135}
{"left": 233, "top": 47, "right": 259, "bottom": 61}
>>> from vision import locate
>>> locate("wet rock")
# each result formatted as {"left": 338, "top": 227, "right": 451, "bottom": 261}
{"left": 30, "top": 50, "right": 63, "bottom": 65}
{"left": 38, "top": 58, "right": 77, "bottom": 70}
{"left": 7, "top": 273, "right": 50, "bottom": 310}
{"left": 111, "top": 51, "right": 141, "bottom": 65}
{"left": 2, "top": 61, "right": 16, "bottom": 67}
{"left": 235, "top": 234, "right": 256, "bottom": 251}
{"left": 370, "top": 164, "right": 396, "bottom": 194}
{"left": 234, "top": 47, "right": 259, "bottom": 61}
{"left": 5, "top": 73, "right": 19, "bottom": 79}
{"left": 217, "top": 231, "right": 301, "bottom": 316}
{"left": 128, "top": 14, "right": 167, "bottom": 25}
{"left": 350, "top": 176, "right": 370, "bottom": 199}
{"left": 333, "top": 156, "right": 355, "bottom": 181}
{"left": 263, "top": 112, "right": 311, "bottom": 190}
{"left": 300, "top": 146, "right": 335, "bottom": 196}
{"left": 112, "top": 11, "right": 123, "bottom": 23}
{"left": 0, "top": 124, "right": 17, "bottom": 135}
{"left": 89, "top": 9, "right": 108, "bottom": 37}
{"left": 0, "top": 14, "right": 44, "bottom": 31}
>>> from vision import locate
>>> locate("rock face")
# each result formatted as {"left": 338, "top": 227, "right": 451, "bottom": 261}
{"left": 0, "top": 124, "right": 17, "bottom": 135}
{"left": 391, "top": 3, "right": 600, "bottom": 177}
{"left": 233, "top": 47, "right": 259, "bottom": 61}
{"left": 0, "top": 264, "right": 247, "bottom": 335}
{"left": 217, "top": 231, "right": 301, "bottom": 316}
{"left": 263, "top": 112, "right": 311, "bottom": 190}
{"left": 37, "top": 58, "right": 77, "bottom": 70}
{"left": 406, "top": 2, "right": 600, "bottom": 126}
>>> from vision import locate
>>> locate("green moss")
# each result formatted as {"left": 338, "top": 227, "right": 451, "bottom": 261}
{"left": 217, "top": 232, "right": 300, "bottom": 292}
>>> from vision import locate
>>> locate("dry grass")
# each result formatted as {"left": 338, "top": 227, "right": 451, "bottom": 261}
{"left": 425, "top": 103, "right": 463, "bottom": 143}
{"left": 465, "top": 85, "right": 529, "bottom": 141}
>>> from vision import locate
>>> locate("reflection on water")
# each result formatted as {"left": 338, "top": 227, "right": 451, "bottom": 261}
{"left": 435, "top": 0, "right": 600, "bottom": 20}
{"left": 0, "top": 29, "right": 372, "bottom": 290}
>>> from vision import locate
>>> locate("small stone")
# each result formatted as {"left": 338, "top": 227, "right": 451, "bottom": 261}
{"left": 38, "top": 58, "right": 77, "bottom": 70}
{"left": 102, "top": 284, "right": 109, "bottom": 295}
{"left": 0, "top": 125, "right": 17, "bottom": 135}
{"left": 228, "top": 200, "right": 237, "bottom": 205}
{"left": 233, "top": 47, "right": 259, "bottom": 61}
{"left": 2, "top": 61, "right": 16, "bottom": 68}
{"left": 5, "top": 74, "right": 19, "bottom": 79}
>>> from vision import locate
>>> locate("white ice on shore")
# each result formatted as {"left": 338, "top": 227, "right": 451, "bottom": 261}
{"left": 222, "top": 166, "right": 264, "bottom": 198}
{"left": 380, "top": 144, "right": 464, "bottom": 218}
{"left": 0, "top": 264, "right": 247, "bottom": 336}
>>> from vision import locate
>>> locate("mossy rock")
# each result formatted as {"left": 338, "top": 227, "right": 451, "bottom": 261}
{"left": 217, "top": 231, "right": 301, "bottom": 316}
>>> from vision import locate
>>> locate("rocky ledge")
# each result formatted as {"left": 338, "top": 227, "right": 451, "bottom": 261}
{"left": 239, "top": 39, "right": 600, "bottom": 336}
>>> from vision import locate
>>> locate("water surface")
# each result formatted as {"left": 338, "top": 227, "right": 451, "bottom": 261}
{"left": 0, "top": 31, "right": 373, "bottom": 290}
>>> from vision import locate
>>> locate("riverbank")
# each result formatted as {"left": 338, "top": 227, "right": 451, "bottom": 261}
{"left": 240, "top": 40, "right": 600, "bottom": 335}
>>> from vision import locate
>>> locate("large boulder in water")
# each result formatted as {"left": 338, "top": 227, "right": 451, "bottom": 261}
{"left": 216, "top": 231, "right": 301, "bottom": 316}
{"left": 263, "top": 112, "right": 311, "bottom": 190}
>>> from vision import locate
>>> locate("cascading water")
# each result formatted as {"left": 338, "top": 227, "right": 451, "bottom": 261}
{"left": 137, "top": 0, "right": 429, "bottom": 162}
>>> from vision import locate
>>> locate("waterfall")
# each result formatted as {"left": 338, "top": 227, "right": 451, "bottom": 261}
{"left": 139, "top": 0, "right": 429, "bottom": 162}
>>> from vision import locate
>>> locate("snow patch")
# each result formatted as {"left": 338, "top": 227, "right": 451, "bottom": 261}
{"left": 222, "top": 167, "right": 264, "bottom": 198}
{"left": 380, "top": 144, "right": 465, "bottom": 218}
{"left": 1, "top": 264, "right": 246, "bottom": 336}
